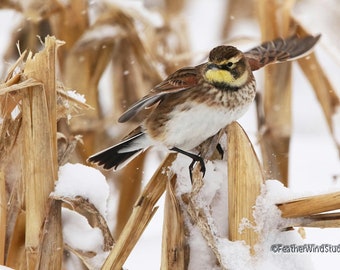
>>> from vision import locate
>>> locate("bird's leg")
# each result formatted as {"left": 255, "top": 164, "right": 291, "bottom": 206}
{"left": 188, "top": 159, "right": 197, "bottom": 183}
{"left": 171, "top": 147, "right": 206, "bottom": 182}
{"left": 216, "top": 143, "right": 224, "bottom": 159}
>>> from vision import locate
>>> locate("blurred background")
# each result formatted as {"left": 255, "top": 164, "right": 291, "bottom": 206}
{"left": 0, "top": 0, "right": 340, "bottom": 269}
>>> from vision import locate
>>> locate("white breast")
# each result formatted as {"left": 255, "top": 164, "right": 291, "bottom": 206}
{"left": 162, "top": 101, "right": 250, "bottom": 150}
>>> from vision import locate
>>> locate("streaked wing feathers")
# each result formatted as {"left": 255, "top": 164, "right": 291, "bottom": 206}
{"left": 118, "top": 34, "right": 321, "bottom": 122}
{"left": 118, "top": 66, "right": 200, "bottom": 123}
{"left": 244, "top": 34, "right": 321, "bottom": 71}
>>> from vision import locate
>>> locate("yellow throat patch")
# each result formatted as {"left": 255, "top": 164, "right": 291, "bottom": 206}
{"left": 204, "top": 68, "right": 248, "bottom": 87}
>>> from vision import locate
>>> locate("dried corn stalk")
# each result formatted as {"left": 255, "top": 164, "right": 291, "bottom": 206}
{"left": 102, "top": 154, "right": 175, "bottom": 270}
{"left": 184, "top": 166, "right": 227, "bottom": 269}
{"left": 277, "top": 192, "right": 340, "bottom": 218}
{"left": 1, "top": 34, "right": 92, "bottom": 269}
{"left": 227, "top": 122, "right": 263, "bottom": 250}
{"left": 21, "top": 36, "right": 63, "bottom": 270}
{"left": 256, "top": 0, "right": 295, "bottom": 185}
{"left": 6, "top": 211, "right": 26, "bottom": 269}
{"left": 161, "top": 175, "right": 188, "bottom": 270}
{"left": 49, "top": 0, "right": 100, "bottom": 160}
{"left": 114, "top": 152, "right": 146, "bottom": 237}
{"left": 277, "top": 191, "right": 340, "bottom": 229}
{"left": 295, "top": 24, "right": 340, "bottom": 153}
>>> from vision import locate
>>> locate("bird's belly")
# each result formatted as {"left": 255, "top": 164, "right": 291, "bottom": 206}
{"left": 161, "top": 102, "right": 249, "bottom": 150}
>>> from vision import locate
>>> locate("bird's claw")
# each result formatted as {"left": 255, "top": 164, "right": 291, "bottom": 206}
{"left": 189, "top": 157, "right": 206, "bottom": 184}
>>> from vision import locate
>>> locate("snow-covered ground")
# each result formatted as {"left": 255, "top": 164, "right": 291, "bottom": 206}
{"left": 1, "top": 0, "right": 340, "bottom": 269}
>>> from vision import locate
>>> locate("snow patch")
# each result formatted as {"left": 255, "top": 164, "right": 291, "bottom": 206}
{"left": 66, "top": 90, "right": 87, "bottom": 104}
{"left": 62, "top": 208, "right": 104, "bottom": 252}
{"left": 0, "top": 266, "right": 14, "bottom": 270}
{"left": 62, "top": 208, "right": 109, "bottom": 269}
{"left": 171, "top": 154, "right": 317, "bottom": 270}
{"left": 53, "top": 163, "right": 109, "bottom": 216}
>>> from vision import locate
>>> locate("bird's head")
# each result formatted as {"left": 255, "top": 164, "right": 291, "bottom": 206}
{"left": 204, "top": 45, "right": 251, "bottom": 89}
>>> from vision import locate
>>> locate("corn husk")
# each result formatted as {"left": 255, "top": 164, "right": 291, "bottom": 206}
{"left": 277, "top": 192, "right": 340, "bottom": 229}
{"left": 161, "top": 175, "right": 188, "bottom": 270}
{"left": 227, "top": 122, "right": 263, "bottom": 250}
{"left": 277, "top": 192, "right": 340, "bottom": 218}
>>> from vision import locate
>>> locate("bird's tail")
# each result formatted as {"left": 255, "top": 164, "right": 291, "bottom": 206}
{"left": 87, "top": 131, "right": 148, "bottom": 170}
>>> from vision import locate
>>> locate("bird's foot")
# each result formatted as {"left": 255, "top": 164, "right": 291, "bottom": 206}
{"left": 171, "top": 147, "right": 205, "bottom": 183}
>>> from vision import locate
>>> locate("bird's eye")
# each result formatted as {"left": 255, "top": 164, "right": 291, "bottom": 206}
{"left": 220, "top": 61, "right": 235, "bottom": 70}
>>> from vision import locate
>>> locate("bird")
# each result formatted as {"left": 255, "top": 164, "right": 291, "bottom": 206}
{"left": 88, "top": 34, "right": 320, "bottom": 178}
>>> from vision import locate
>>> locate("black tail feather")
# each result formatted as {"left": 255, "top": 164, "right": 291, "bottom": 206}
{"left": 88, "top": 147, "right": 141, "bottom": 170}
{"left": 87, "top": 132, "right": 144, "bottom": 170}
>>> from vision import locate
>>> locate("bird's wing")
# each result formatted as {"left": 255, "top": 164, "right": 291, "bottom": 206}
{"left": 118, "top": 66, "right": 202, "bottom": 123}
{"left": 244, "top": 34, "right": 321, "bottom": 71}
